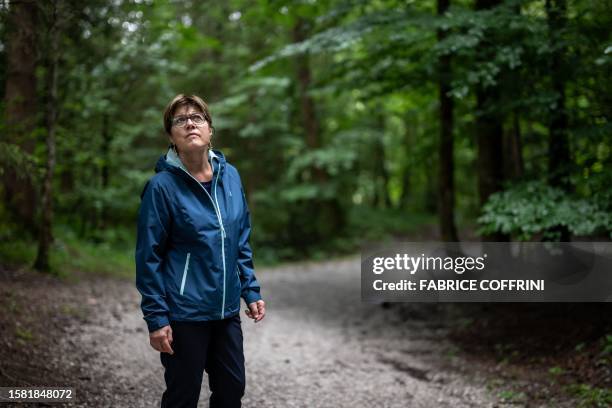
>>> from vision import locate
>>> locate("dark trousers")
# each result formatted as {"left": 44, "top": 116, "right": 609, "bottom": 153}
{"left": 160, "top": 315, "right": 245, "bottom": 408}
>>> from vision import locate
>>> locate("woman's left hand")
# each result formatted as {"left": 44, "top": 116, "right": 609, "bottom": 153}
{"left": 245, "top": 300, "right": 266, "bottom": 323}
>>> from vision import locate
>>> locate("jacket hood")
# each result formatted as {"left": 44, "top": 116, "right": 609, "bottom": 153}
{"left": 155, "top": 147, "right": 226, "bottom": 174}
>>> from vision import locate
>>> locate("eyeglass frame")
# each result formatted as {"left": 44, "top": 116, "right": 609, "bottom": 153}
{"left": 171, "top": 113, "right": 210, "bottom": 128}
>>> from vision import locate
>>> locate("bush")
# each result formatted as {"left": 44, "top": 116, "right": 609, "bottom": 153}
{"left": 478, "top": 181, "right": 612, "bottom": 240}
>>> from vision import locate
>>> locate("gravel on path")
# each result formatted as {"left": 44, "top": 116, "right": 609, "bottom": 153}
{"left": 43, "top": 256, "right": 517, "bottom": 408}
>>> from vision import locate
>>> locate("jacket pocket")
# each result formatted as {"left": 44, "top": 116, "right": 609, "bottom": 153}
{"left": 233, "top": 265, "right": 242, "bottom": 300}
{"left": 180, "top": 252, "right": 191, "bottom": 296}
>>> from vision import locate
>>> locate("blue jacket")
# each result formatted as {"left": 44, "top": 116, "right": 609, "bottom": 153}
{"left": 135, "top": 148, "right": 262, "bottom": 332}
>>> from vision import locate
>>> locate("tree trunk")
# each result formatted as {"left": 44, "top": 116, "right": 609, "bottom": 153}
{"left": 437, "top": 0, "right": 459, "bottom": 241}
{"left": 399, "top": 122, "right": 414, "bottom": 209}
{"left": 475, "top": 0, "right": 508, "bottom": 242}
{"left": 503, "top": 109, "right": 524, "bottom": 180}
{"left": 35, "top": 1, "right": 60, "bottom": 272}
{"left": 546, "top": 0, "right": 571, "bottom": 241}
{"left": 99, "top": 113, "right": 111, "bottom": 230}
{"left": 2, "top": 0, "right": 38, "bottom": 236}
{"left": 501, "top": 4, "right": 524, "bottom": 182}
{"left": 424, "top": 162, "right": 438, "bottom": 215}
{"left": 290, "top": 16, "right": 344, "bottom": 245}
{"left": 546, "top": 0, "right": 571, "bottom": 190}
{"left": 373, "top": 107, "right": 391, "bottom": 208}
{"left": 293, "top": 18, "right": 322, "bottom": 161}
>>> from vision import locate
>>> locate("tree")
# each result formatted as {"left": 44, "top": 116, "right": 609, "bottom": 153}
{"left": 2, "top": 0, "right": 38, "bottom": 236}
{"left": 474, "top": 0, "right": 508, "bottom": 241}
{"left": 546, "top": 0, "right": 571, "bottom": 191}
{"left": 437, "top": 0, "right": 458, "bottom": 241}
{"left": 545, "top": 0, "right": 571, "bottom": 240}
{"left": 34, "top": 0, "right": 66, "bottom": 272}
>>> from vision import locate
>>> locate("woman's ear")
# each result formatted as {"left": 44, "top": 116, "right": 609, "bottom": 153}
{"left": 167, "top": 135, "right": 178, "bottom": 153}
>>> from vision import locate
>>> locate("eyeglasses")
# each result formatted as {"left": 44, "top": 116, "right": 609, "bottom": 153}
{"left": 172, "top": 113, "right": 208, "bottom": 128}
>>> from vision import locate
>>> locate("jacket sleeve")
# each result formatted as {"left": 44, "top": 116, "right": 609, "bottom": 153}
{"left": 237, "top": 186, "right": 262, "bottom": 305}
{"left": 135, "top": 180, "right": 171, "bottom": 332}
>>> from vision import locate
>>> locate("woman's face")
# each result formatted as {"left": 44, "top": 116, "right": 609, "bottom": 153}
{"left": 169, "top": 105, "right": 212, "bottom": 154}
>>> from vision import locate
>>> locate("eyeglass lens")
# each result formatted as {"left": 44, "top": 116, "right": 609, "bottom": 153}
{"left": 173, "top": 114, "right": 206, "bottom": 127}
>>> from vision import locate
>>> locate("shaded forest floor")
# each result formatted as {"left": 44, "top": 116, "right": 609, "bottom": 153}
{"left": 397, "top": 303, "right": 612, "bottom": 407}
{"left": 0, "top": 258, "right": 611, "bottom": 407}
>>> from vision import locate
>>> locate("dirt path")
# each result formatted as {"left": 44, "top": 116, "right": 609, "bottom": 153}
{"left": 238, "top": 258, "right": 499, "bottom": 408}
{"left": 37, "top": 256, "right": 521, "bottom": 408}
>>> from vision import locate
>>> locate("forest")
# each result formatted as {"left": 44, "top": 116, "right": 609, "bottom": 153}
{"left": 0, "top": 0, "right": 611, "bottom": 406}
{"left": 1, "top": 0, "right": 611, "bottom": 270}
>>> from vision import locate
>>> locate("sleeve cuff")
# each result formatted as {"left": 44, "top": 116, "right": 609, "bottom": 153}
{"left": 243, "top": 290, "right": 262, "bottom": 305}
{"left": 146, "top": 315, "right": 170, "bottom": 333}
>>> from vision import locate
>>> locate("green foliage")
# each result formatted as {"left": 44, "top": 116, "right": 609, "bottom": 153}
{"left": 548, "top": 366, "right": 565, "bottom": 376}
{"left": 478, "top": 181, "right": 612, "bottom": 240}
{"left": 14, "top": 327, "right": 34, "bottom": 342}
{"left": 566, "top": 384, "right": 612, "bottom": 408}
{"left": 53, "top": 237, "right": 134, "bottom": 279}
{"left": 0, "top": 141, "right": 40, "bottom": 180}
{"left": 1, "top": 0, "right": 611, "bottom": 266}
{"left": 498, "top": 389, "right": 527, "bottom": 404}
{"left": 602, "top": 334, "right": 612, "bottom": 356}
{"left": 0, "top": 240, "right": 37, "bottom": 268}
{"left": 0, "top": 227, "right": 134, "bottom": 279}
{"left": 347, "top": 206, "right": 435, "bottom": 242}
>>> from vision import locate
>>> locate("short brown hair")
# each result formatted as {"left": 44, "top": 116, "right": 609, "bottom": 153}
{"left": 163, "top": 94, "right": 212, "bottom": 135}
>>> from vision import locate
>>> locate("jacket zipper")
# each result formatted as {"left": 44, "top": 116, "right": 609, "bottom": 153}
{"left": 213, "top": 171, "right": 228, "bottom": 319}
{"left": 177, "top": 158, "right": 227, "bottom": 319}
{"left": 180, "top": 252, "right": 191, "bottom": 295}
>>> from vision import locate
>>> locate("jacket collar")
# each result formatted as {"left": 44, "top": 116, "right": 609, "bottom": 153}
{"left": 156, "top": 147, "right": 225, "bottom": 176}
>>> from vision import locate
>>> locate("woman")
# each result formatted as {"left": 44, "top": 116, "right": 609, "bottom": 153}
{"left": 135, "top": 94, "right": 265, "bottom": 408}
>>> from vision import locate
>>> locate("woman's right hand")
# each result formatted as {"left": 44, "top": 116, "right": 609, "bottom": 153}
{"left": 149, "top": 325, "right": 174, "bottom": 355}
